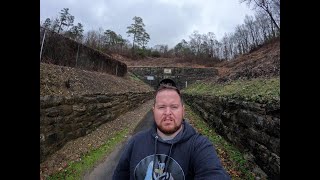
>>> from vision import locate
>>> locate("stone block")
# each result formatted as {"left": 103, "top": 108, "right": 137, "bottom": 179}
{"left": 45, "top": 107, "right": 60, "bottom": 117}
{"left": 47, "top": 132, "right": 58, "bottom": 145}
{"left": 60, "top": 105, "right": 73, "bottom": 116}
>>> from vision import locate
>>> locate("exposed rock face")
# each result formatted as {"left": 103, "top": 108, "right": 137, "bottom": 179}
{"left": 183, "top": 94, "right": 280, "bottom": 179}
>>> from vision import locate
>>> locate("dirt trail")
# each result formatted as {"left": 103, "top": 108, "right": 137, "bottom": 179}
{"left": 40, "top": 99, "right": 154, "bottom": 179}
{"left": 83, "top": 110, "right": 154, "bottom": 180}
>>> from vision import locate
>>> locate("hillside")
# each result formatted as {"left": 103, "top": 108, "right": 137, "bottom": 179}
{"left": 40, "top": 38, "right": 280, "bottom": 97}
{"left": 112, "top": 54, "right": 208, "bottom": 68}
{"left": 214, "top": 38, "right": 280, "bottom": 82}
{"left": 113, "top": 38, "right": 280, "bottom": 82}
{"left": 40, "top": 63, "right": 154, "bottom": 96}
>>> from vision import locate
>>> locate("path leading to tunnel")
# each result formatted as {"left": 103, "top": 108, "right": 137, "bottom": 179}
{"left": 80, "top": 100, "right": 263, "bottom": 180}
{"left": 83, "top": 106, "right": 193, "bottom": 180}
{"left": 83, "top": 103, "right": 264, "bottom": 180}
{"left": 83, "top": 104, "right": 155, "bottom": 180}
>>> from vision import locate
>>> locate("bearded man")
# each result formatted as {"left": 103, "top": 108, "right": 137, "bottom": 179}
{"left": 113, "top": 83, "right": 230, "bottom": 180}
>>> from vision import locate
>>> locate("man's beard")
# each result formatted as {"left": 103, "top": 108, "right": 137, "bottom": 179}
{"left": 157, "top": 120, "right": 182, "bottom": 135}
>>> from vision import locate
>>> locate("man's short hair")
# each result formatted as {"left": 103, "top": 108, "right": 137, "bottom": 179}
{"left": 154, "top": 84, "right": 183, "bottom": 105}
{"left": 158, "top": 79, "right": 177, "bottom": 89}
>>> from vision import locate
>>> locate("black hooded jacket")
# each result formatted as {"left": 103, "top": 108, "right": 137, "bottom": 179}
{"left": 113, "top": 120, "right": 230, "bottom": 180}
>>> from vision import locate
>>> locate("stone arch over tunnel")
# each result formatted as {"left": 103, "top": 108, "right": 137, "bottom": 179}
{"left": 128, "top": 67, "right": 218, "bottom": 90}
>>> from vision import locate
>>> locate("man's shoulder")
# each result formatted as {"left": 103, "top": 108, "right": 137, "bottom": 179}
{"left": 191, "top": 133, "right": 212, "bottom": 146}
{"left": 131, "top": 129, "right": 152, "bottom": 141}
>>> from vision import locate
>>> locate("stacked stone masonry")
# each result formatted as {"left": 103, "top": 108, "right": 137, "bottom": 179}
{"left": 128, "top": 67, "right": 218, "bottom": 90}
{"left": 183, "top": 94, "right": 280, "bottom": 179}
{"left": 40, "top": 91, "right": 153, "bottom": 163}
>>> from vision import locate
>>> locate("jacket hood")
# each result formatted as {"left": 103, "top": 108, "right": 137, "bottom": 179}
{"left": 149, "top": 119, "right": 197, "bottom": 179}
{"left": 150, "top": 119, "right": 196, "bottom": 144}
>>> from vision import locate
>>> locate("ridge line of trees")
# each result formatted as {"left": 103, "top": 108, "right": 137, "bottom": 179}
{"left": 41, "top": 1, "right": 279, "bottom": 62}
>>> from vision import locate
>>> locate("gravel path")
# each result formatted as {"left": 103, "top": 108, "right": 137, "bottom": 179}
{"left": 40, "top": 99, "right": 154, "bottom": 179}
{"left": 83, "top": 109, "right": 155, "bottom": 180}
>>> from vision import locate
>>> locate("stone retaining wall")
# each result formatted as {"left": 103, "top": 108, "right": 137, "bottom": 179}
{"left": 183, "top": 94, "right": 280, "bottom": 179}
{"left": 40, "top": 27, "right": 127, "bottom": 76}
{"left": 40, "top": 91, "right": 153, "bottom": 163}
{"left": 129, "top": 67, "right": 218, "bottom": 89}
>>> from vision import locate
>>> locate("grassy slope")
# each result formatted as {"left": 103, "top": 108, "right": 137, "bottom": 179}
{"left": 183, "top": 77, "right": 280, "bottom": 104}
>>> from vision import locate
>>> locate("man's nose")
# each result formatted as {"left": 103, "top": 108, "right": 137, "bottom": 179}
{"left": 164, "top": 107, "right": 172, "bottom": 115}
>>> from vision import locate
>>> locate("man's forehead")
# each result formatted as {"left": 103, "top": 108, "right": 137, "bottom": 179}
{"left": 156, "top": 89, "right": 180, "bottom": 97}
{"left": 155, "top": 90, "right": 181, "bottom": 102}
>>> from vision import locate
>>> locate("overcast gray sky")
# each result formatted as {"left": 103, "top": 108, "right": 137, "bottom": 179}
{"left": 40, "top": 0, "right": 254, "bottom": 49}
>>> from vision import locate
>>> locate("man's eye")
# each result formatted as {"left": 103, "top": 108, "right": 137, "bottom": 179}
{"left": 158, "top": 106, "right": 165, "bottom": 109}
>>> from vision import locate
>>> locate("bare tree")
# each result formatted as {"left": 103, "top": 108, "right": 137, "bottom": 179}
{"left": 244, "top": 15, "right": 259, "bottom": 47}
{"left": 153, "top": 44, "right": 169, "bottom": 57}
{"left": 207, "top": 32, "right": 216, "bottom": 58}
{"left": 174, "top": 39, "right": 190, "bottom": 58}
{"left": 189, "top": 31, "right": 202, "bottom": 56}
{"left": 84, "top": 30, "right": 102, "bottom": 49}
{"left": 240, "top": 0, "right": 280, "bottom": 32}
{"left": 200, "top": 34, "right": 210, "bottom": 57}
{"left": 228, "top": 33, "right": 236, "bottom": 59}
{"left": 236, "top": 24, "right": 250, "bottom": 53}
{"left": 255, "top": 11, "right": 270, "bottom": 41}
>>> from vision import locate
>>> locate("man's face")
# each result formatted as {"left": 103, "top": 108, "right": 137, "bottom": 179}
{"left": 153, "top": 89, "right": 185, "bottom": 135}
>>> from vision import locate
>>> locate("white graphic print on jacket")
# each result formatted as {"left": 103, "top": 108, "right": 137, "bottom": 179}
{"left": 134, "top": 154, "right": 185, "bottom": 180}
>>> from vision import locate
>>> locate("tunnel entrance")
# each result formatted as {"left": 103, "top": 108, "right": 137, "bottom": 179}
{"left": 158, "top": 78, "right": 177, "bottom": 89}
{"left": 128, "top": 67, "right": 218, "bottom": 90}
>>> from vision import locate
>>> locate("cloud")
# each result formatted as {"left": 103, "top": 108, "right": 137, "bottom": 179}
{"left": 40, "top": 0, "right": 254, "bottom": 48}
